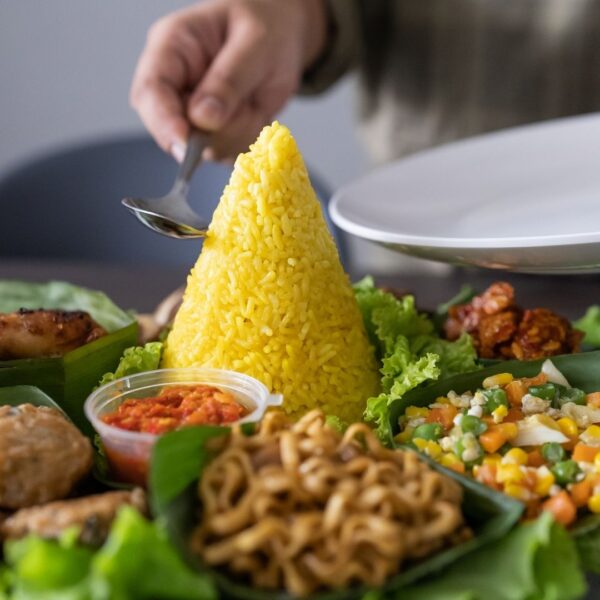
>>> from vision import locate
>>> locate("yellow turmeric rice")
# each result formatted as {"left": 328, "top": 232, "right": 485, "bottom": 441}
{"left": 162, "top": 122, "right": 379, "bottom": 422}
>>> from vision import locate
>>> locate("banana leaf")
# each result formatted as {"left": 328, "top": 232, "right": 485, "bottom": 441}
{"left": 0, "top": 384, "right": 64, "bottom": 413}
{"left": 150, "top": 425, "right": 522, "bottom": 600}
{"left": 388, "top": 350, "right": 600, "bottom": 573}
{"left": 0, "top": 280, "right": 137, "bottom": 433}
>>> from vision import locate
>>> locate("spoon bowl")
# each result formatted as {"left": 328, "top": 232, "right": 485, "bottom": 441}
{"left": 122, "top": 129, "right": 210, "bottom": 239}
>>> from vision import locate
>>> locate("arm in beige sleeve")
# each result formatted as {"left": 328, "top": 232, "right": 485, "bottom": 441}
{"left": 301, "top": 0, "right": 362, "bottom": 94}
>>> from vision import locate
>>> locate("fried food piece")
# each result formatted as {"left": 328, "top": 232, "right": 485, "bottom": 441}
{"left": 0, "top": 404, "right": 93, "bottom": 509}
{"left": 445, "top": 282, "right": 582, "bottom": 360}
{"left": 0, "top": 309, "right": 107, "bottom": 360}
{"left": 0, "top": 489, "right": 147, "bottom": 545}
{"left": 512, "top": 308, "right": 584, "bottom": 360}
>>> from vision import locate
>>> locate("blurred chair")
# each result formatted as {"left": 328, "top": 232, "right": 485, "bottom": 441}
{"left": 0, "top": 134, "right": 348, "bottom": 268}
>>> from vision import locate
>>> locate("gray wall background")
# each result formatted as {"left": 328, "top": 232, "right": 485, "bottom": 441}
{"left": 0, "top": 0, "right": 411, "bottom": 273}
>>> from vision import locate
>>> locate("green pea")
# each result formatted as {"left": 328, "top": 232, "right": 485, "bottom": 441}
{"left": 551, "top": 460, "right": 581, "bottom": 486}
{"left": 560, "top": 387, "right": 587, "bottom": 406}
{"left": 461, "top": 415, "right": 488, "bottom": 436}
{"left": 541, "top": 442, "right": 566, "bottom": 464}
{"left": 529, "top": 383, "right": 562, "bottom": 402}
{"left": 482, "top": 388, "right": 509, "bottom": 414}
{"left": 413, "top": 423, "right": 443, "bottom": 441}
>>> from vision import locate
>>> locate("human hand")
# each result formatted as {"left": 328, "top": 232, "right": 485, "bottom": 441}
{"left": 130, "top": 0, "right": 327, "bottom": 161}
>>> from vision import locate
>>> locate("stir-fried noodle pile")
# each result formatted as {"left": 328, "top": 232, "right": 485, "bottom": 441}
{"left": 191, "top": 410, "right": 470, "bottom": 596}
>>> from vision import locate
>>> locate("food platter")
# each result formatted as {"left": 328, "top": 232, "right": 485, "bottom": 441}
{"left": 330, "top": 113, "right": 600, "bottom": 273}
{"left": 1, "top": 122, "right": 600, "bottom": 600}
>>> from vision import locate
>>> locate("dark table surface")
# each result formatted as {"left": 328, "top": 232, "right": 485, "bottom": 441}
{"left": 2, "top": 258, "right": 600, "bottom": 597}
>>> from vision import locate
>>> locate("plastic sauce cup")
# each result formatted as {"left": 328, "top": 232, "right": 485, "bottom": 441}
{"left": 85, "top": 368, "right": 283, "bottom": 486}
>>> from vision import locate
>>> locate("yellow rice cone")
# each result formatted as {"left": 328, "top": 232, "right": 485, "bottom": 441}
{"left": 162, "top": 122, "right": 379, "bottom": 422}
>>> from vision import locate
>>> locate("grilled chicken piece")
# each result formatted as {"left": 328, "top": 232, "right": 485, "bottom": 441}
{"left": 0, "top": 489, "right": 147, "bottom": 546}
{"left": 0, "top": 309, "right": 107, "bottom": 360}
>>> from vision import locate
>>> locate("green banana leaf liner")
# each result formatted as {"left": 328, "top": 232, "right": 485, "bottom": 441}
{"left": 388, "top": 350, "right": 600, "bottom": 573}
{"left": 0, "top": 384, "right": 65, "bottom": 412}
{"left": 0, "top": 280, "right": 137, "bottom": 434}
{"left": 149, "top": 424, "right": 523, "bottom": 600}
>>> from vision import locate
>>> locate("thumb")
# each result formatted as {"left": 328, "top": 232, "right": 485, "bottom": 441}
{"left": 187, "top": 18, "right": 268, "bottom": 131}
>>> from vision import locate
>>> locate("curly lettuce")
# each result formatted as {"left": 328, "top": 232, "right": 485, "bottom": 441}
{"left": 97, "top": 342, "right": 163, "bottom": 388}
{"left": 355, "top": 277, "right": 479, "bottom": 441}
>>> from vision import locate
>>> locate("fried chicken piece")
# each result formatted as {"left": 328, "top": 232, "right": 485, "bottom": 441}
{"left": 511, "top": 308, "right": 584, "bottom": 360}
{"left": 0, "top": 404, "right": 93, "bottom": 509}
{"left": 0, "top": 489, "right": 147, "bottom": 546}
{"left": 477, "top": 309, "right": 522, "bottom": 358}
{"left": 444, "top": 282, "right": 582, "bottom": 360}
{"left": 0, "top": 309, "right": 107, "bottom": 360}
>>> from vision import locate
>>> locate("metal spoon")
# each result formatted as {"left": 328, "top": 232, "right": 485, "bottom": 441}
{"left": 122, "top": 129, "right": 210, "bottom": 239}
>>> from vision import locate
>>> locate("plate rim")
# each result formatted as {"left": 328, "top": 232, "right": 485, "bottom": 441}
{"left": 330, "top": 112, "right": 600, "bottom": 250}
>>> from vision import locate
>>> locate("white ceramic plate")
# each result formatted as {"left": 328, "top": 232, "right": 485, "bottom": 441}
{"left": 330, "top": 113, "right": 600, "bottom": 273}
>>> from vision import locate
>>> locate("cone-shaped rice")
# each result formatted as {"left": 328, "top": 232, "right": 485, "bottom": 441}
{"left": 163, "top": 122, "right": 379, "bottom": 422}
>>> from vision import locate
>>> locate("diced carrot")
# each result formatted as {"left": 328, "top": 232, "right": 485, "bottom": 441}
{"left": 447, "top": 462, "right": 465, "bottom": 475}
{"left": 587, "top": 392, "right": 600, "bottom": 408}
{"left": 506, "top": 381, "right": 527, "bottom": 406}
{"left": 572, "top": 443, "right": 600, "bottom": 463}
{"left": 542, "top": 491, "right": 577, "bottom": 527}
{"left": 479, "top": 428, "right": 508, "bottom": 454}
{"left": 521, "top": 373, "right": 548, "bottom": 390}
{"left": 527, "top": 449, "right": 545, "bottom": 468}
{"left": 504, "top": 407, "right": 525, "bottom": 423}
{"left": 426, "top": 405, "right": 458, "bottom": 430}
{"left": 475, "top": 464, "right": 501, "bottom": 490}
{"left": 570, "top": 478, "right": 593, "bottom": 508}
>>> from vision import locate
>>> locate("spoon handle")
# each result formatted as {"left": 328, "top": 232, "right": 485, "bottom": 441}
{"left": 175, "top": 129, "right": 210, "bottom": 188}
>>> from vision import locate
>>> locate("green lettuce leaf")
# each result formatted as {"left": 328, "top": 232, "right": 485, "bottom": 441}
{"left": 354, "top": 278, "right": 479, "bottom": 441}
{"left": 97, "top": 342, "right": 163, "bottom": 388}
{"left": 399, "top": 514, "right": 586, "bottom": 600}
{"left": 2, "top": 507, "right": 215, "bottom": 600}
{"left": 574, "top": 305, "right": 600, "bottom": 348}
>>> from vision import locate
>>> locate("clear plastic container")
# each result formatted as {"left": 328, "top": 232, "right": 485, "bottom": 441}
{"left": 85, "top": 367, "right": 283, "bottom": 486}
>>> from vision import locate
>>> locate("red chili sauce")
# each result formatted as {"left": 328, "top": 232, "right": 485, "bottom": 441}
{"left": 102, "top": 384, "right": 248, "bottom": 434}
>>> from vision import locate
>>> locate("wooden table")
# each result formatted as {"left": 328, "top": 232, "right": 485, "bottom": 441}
{"left": 2, "top": 258, "right": 600, "bottom": 596}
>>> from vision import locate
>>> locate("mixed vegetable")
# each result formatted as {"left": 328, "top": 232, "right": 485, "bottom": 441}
{"left": 398, "top": 359, "right": 600, "bottom": 527}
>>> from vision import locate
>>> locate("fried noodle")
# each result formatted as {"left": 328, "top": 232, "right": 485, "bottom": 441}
{"left": 191, "top": 410, "right": 470, "bottom": 596}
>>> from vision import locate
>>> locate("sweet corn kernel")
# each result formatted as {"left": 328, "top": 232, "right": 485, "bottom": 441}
{"left": 441, "top": 453, "right": 463, "bottom": 469}
{"left": 496, "top": 464, "right": 525, "bottom": 484}
{"left": 583, "top": 425, "right": 600, "bottom": 439}
{"left": 534, "top": 470, "right": 555, "bottom": 497}
{"left": 435, "top": 396, "right": 450, "bottom": 405}
{"left": 557, "top": 417, "right": 578, "bottom": 438}
{"left": 406, "top": 406, "right": 429, "bottom": 419}
{"left": 482, "top": 373, "right": 514, "bottom": 389}
{"left": 425, "top": 440, "right": 442, "bottom": 459}
{"left": 588, "top": 495, "right": 600, "bottom": 514}
{"left": 492, "top": 404, "right": 509, "bottom": 424}
{"left": 472, "top": 465, "right": 481, "bottom": 477}
{"left": 594, "top": 453, "right": 600, "bottom": 472}
{"left": 483, "top": 454, "right": 502, "bottom": 466}
{"left": 395, "top": 428, "right": 414, "bottom": 444}
{"left": 413, "top": 438, "right": 428, "bottom": 451}
{"left": 535, "top": 414, "right": 560, "bottom": 430}
{"left": 504, "top": 483, "right": 530, "bottom": 501}
{"left": 502, "top": 448, "right": 529, "bottom": 466}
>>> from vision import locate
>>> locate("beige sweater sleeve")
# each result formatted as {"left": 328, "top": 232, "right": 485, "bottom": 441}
{"left": 301, "top": 0, "right": 362, "bottom": 94}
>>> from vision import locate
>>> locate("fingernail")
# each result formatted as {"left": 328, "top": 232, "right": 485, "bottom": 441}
{"left": 191, "top": 96, "right": 226, "bottom": 129}
{"left": 171, "top": 142, "right": 185, "bottom": 163}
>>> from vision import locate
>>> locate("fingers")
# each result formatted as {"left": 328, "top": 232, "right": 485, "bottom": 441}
{"left": 130, "top": 8, "right": 218, "bottom": 155}
{"left": 187, "top": 11, "right": 270, "bottom": 132}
